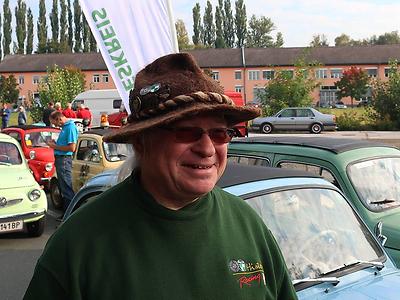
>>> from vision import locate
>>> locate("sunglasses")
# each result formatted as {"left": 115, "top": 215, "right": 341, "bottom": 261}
{"left": 160, "top": 127, "right": 236, "bottom": 144}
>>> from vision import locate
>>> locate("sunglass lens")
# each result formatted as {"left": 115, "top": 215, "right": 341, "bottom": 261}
{"left": 209, "top": 129, "right": 233, "bottom": 144}
{"left": 174, "top": 127, "right": 203, "bottom": 143}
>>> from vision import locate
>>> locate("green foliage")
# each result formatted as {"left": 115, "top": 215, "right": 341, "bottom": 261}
{"left": 67, "top": 0, "right": 73, "bottom": 51}
{"left": 192, "top": 3, "right": 202, "bottom": 46}
{"left": 275, "top": 32, "right": 284, "bottom": 47}
{"left": 73, "top": 0, "right": 82, "bottom": 52}
{"left": 203, "top": 1, "right": 215, "bottom": 46}
{"left": 3, "top": 0, "right": 12, "bottom": 56}
{"left": 31, "top": 65, "right": 86, "bottom": 122}
{"left": 214, "top": 6, "right": 225, "bottom": 48}
{"left": 59, "top": 0, "right": 67, "bottom": 50}
{"left": 335, "top": 66, "right": 369, "bottom": 107}
{"left": 82, "top": 13, "right": 90, "bottom": 52}
{"left": 175, "top": 19, "right": 191, "bottom": 50}
{"left": 246, "top": 15, "right": 275, "bottom": 48}
{"left": 234, "top": 0, "right": 247, "bottom": 47}
{"left": 37, "top": 0, "right": 47, "bottom": 53}
{"left": 0, "top": 75, "right": 20, "bottom": 104}
{"left": 309, "top": 34, "right": 329, "bottom": 47}
{"left": 26, "top": 8, "right": 34, "bottom": 54}
{"left": 15, "top": 0, "right": 27, "bottom": 54}
{"left": 335, "top": 111, "right": 367, "bottom": 131}
{"left": 223, "top": 0, "right": 235, "bottom": 48}
{"left": 371, "top": 60, "right": 400, "bottom": 128}
{"left": 260, "top": 57, "right": 319, "bottom": 116}
{"left": 50, "top": 0, "right": 59, "bottom": 43}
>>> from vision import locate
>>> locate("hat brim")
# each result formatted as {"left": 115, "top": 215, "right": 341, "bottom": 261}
{"left": 103, "top": 103, "right": 261, "bottom": 143}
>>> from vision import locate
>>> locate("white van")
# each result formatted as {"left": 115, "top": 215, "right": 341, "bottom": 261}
{"left": 71, "top": 89, "right": 122, "bottom": 127}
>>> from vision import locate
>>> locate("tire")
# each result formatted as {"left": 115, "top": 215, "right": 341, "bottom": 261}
{"left": 26, "top": 216, "right": 45, "bottom": 237}
{"left": 310, "top": 123, "right": 323, "bottom": 134}
{"left": 261, "top": 123, "right": 273, "bottom": 134}
{"left": 50, "top": 179, "right": 64, "bottom": 210}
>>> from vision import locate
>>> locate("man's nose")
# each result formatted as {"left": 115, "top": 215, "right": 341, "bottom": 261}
{"left": 191, "top": 132, "right": 216, "bottom": 157}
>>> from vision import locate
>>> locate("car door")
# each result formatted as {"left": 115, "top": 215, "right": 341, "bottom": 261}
{"left": 295, "top": 108, "right": 315, "bottom": 130}
{"left": 275, "top": 108, "right": 296, "bottom": 130}
{"left": 72, "top": 138, "right": 105, "bottom": 192}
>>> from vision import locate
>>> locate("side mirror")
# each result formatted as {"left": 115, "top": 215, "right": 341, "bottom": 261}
{"left": 90, "top": 149, "right": 101, "bottom": 162}
{"left": 374, "top": 221, "right": 387, "bottom": 246}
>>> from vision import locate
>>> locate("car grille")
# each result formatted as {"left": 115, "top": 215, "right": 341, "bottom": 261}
{"left": 0, "top": 197, "right": 23, "bottom": 209}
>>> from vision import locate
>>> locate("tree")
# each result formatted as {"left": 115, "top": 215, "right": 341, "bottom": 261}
{"left": 374, "top": 31, "right": 400, "bottom": 45}
{"left": 309, "top": 34, "right": 329, "bottom": 47}
{"left": 192, "top": 3, "right": 202, "bottom": 46}
{"left": 67, "top": 0, "right": 73, "bottom": 51}
{"left": 259, "top": 58, "right": 320, "bottom": 116}
{"left": 3, "top": 0, "right": 12, "bottom": 56}
{"left": 371, "top": 60, "right": 400, "bottom": 127}
{"left": 59, "top": 0, "right": 68, "bottom": 51}
{"left": 275, "top": 32, "right": 284, "bottom": 47}
{"left": 203, "top": 1, "right": 215, "bottom": 47}
{"left": 246, "top": 15, "right": 275, "bottom": 48}
{"left": 26, "top": 8, "right": 33, "bottom": 54}
{"left": 214, "top": 6, "right": 225, "bottom": 48}
{"left": 15, "top": 0, "right": 27, "bottom": 54}
{"left": 82, "top": 13, "right": 90, "bottom": 52}
{"left": 31, "top": 65, "right": 86, "bottom": 121}
{"left": 50, "top": 0, "right": 59, "bottom": 44}
{"left": 0, "top": 75, "right": 19, "bottom": 104}
{"left": 235, "top": 0, "right": 247, "bottom": 48}
{"left": 89, "top": 30, "right": 97, "bottom": 52}
{"left": 73, "top": 0, "right": 82, "bottom": 52}
{"left": 223, "top": 0, "right": 235, "bottom": 47}
{"left": 37, "top": 0, "right": 47, "bottom": 53}
{"left": 334, "top": 66, "right": 369, "bottom": 107}
{"left": 334, "top": 33, "right": 352, "bottom": 46}
{"left": 175, "top": 19, "right": 190, "bottom": 50}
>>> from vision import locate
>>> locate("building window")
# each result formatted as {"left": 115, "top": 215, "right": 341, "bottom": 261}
{"left": 102, "top": 74, "right": 109, "bottom": 83}
{"left": 248, "top": 70, "right": 260, "bottom": 81}
{"left": 385, "top": 68, "right": 392, "bottom": 78}
{"left": 18, "top": 76, "right": 24, "bottom": 85}
{"left": 253, "top": 87, "right": 265, "bottom": 103}
{"left": 366, "top": 68, "right": 377, "bottom": 78}
{"left": 234, "top": 71, "right": 242, "bottom": 80}
{"left": 319, "top": 86, "right": 338, "bottom": 107}
{"left": 315, "top": 69, "right": 328, "bottom": 79}
{"left": 262, "top": 70, "right": 274, "bottom": 80}
{"left": 235, "top": 85, "right": 243, "bottom": 93}
{"left": 212, "top": 71, "right": 219, "bottom": 81}
{"left": 93, "top": 74, "right": 100, "bottom": 83}
{"left": 281, "top": 70, "right": 294, "bottom": 78}
{"left": 330, "top": 69, "right": 343, "bottom": 78}
{"left": 32, "top": 75, "right": 40, "bottom": 84}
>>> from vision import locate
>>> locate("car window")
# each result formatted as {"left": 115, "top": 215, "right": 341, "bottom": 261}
{"left": 348, "top": 157, "right": 400, "bottom": 212}
{"left": 279, "top": 109, "right": 295, "bottom": 118}
{"left": 0, "top": 142, "right": 23, "bottom": 164}
{"left": 7, "top": 132, "right": 22, "bottom": 144}
{"left": 103, "top": 142, "right": 133, "bottom": 162}
{"left": 296, "top": 109, "right": 314, "bottom": 117}
{"left": 77, "top": 139, "right": 100, "bottom": 163}
{"left": 113, "top": 99, "right": 122, "bottom": 109}
{"left": 25, "top": 131, "right": 59, "bottom": 148}
{"left": 245, "top": 188, "right": 382, "bottom": 281}
{"left": 278, "top": 162, "right": 338, "bottom": 186}
{"left": 228, "top": 155, "right": 270, "bottom": 167}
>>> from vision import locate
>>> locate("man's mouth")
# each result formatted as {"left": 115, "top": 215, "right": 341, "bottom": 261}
{"left": 183, "top": 164, "right": 214, "bottom": 169}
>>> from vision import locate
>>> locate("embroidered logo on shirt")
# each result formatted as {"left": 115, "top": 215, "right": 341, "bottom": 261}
{"left": 228, "top": 259, "right": 266, "bottom": 288}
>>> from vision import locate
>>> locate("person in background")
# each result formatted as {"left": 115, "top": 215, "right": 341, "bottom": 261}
{"left": 46, "top": 111, "right": 79, "bottom": 216}
{"left": 42, "top": 102, "right": 56, "bottom": 126}
{"left": 76, "top": 103, "right": 92, "bottom": 126}
{"left": 24, "top": 53, "right": 297, "bottom": 300}
{"left": 62, "top": 102, "right": 77, "bottom": 119}
{"left": 1, "top": 103, "right": 11, "bottom": 129}
{"left": 54, "top": 102, "right": 62, "bottom": 112}
{"left": 18, "top": 106, "right": 27, "bottom": 126}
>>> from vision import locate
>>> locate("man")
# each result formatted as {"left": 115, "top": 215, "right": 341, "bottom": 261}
{"left": 54, "top": 102, "right": 63, "bottom": 112}
{"left": 62, "top": 102, "right": 77, "bottom": 118}
{"left": 46, "top": 111, "right": 79, "bottom": 214}
{"left": 24, "top": 53, "right": 297, "bottom": 300}
{"left": 1, "top": 103, "right": 11, "bottom": 129}
{"left": 76, "top": 103, "right": 92, "bottom": 126}
{"left": 42, "top": 102, "right": 56, "bottom": 126}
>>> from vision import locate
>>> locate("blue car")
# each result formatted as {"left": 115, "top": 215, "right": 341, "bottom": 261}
{"left": 64, "top": 163, "right": 400, "bottom": 299}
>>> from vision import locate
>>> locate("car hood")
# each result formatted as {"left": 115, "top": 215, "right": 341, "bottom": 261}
{"left": 0, "top": 167, "right": 36, "bottom": 189}
{"left": 27, "top": 147, "right": 55, "bottom": 162}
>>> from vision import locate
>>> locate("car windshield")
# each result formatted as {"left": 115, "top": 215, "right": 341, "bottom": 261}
{"left": 0, "top": 142, "right": 23, "bottom": 165}
{"left": 245, "top": 188, "right": 382, "bottom": 282}
{"left": 348, "top": 157, "right": 400, "bottom": 212}
{"left": 25, "top": 131, "right": 60, "bottom": 148}
{"left": 103, "top": 142, "right": 133, "bottom": 162}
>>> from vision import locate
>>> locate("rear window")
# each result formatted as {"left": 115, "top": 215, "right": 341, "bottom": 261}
{"left": 113, "top": 99, "right": 122, "bottom": 109}
{"left": 0, "top": 142, "right": 23, "bottom": 165}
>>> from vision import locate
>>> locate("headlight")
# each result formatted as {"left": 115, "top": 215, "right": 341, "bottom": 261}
{"left": 28, "top": 189, "right": 42, "bottom": 201}
{"left": 45, "top": 163, "right": 53, "bottom": 172}
{"left": 29, "top": 151, "right": 36, "bottom": 159}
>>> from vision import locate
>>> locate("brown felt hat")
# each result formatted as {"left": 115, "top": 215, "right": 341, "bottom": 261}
{"left": 103, "top": 53, "right": 261, "bottom": 143}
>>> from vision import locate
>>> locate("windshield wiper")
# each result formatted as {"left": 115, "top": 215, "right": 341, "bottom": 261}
{"left": 0, "top": 162, "right": 11, "bottom": 166}
{"left": 370, "top": 199, "right": 396, "bottom": 205}
{"left": 293, "top": 277, "right": 340, "bottom": 286}
{"left": 320, "top": 260, "right": 384, "bottom": 278}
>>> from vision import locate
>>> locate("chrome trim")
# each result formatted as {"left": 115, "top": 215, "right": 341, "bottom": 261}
{"left": 0, "top": 210, "right": 46, "bottom": 222}
{"left": 0, "top": 198, "right": 23, "bottom": 208}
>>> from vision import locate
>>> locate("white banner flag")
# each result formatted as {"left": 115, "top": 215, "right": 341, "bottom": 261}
{"left": 79, "top": 0, "right": 179, "bottom": 114}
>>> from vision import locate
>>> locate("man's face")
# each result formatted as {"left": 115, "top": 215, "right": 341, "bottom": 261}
{"left": 50, "top": 116, "right": 65, "bottom": 127}
{"left": 136, "top": 114, "right": 229, "bottom": 207}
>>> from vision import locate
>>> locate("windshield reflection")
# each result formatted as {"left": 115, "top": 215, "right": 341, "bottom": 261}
{"left": 25, "top": 131, "right": 60, "bottom": 148}
{"left": 246, "top": 188, "right": 382, "bottom": 281}
{"left": 348, "top": 157, "right": 400, "bottom": 212}
{"left": 103, "top": 142, "right": 133, "bottom": 162}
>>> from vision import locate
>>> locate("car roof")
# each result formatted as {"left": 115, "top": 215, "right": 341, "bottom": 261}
{"left": 217, "top": 163, "right": 321, "bottom": 188}
{"left": 230, "top": 136, "right": 396, "bottom": 154}
{"left": 0, "top": 132, "right": 18, "bottom": 143}
{"left": 82, "top": 127, "right": 119, "bottom": 137}
{"left": 4, "top": 125, "right": 59, "bottom": 131}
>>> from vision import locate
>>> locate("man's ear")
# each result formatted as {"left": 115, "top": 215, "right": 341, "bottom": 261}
{"left": 131, "top": 134, "right": 145, "bottom": 157}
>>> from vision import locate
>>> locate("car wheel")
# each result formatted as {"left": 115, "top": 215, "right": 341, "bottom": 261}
{"left": 310, "top": 123, "right": 323, "bottom": 134}
{"left": 26, "top": 216, "right": 46, "bottom": 237}
{"left": 261, "top": 123, "right": 273, "bottom": 134}
{"left": 50, "top": 179, "right": 64, "bottom": 210}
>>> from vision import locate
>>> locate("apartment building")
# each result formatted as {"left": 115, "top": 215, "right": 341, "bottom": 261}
{"left": 0, "top": 44, "right": 399, "bottom": 107}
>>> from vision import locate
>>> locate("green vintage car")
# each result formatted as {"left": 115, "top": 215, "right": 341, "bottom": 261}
{"left": 228, "top": 136, "right": 400, "bottom": 266}
{"left": 0, "top": 133, "right": 47, "bottom": 237}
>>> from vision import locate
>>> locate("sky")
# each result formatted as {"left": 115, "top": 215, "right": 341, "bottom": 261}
{"left": 7, "top": 0, "right": 400, "bottom": 47}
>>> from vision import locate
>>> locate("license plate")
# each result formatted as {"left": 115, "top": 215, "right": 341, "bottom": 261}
{"left": 0, "top": 220, "right": 23, "bottom": 233}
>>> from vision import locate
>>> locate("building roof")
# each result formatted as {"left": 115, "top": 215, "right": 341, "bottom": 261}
{"left": 1, "top": 44, "right": 400, "bottom": 73}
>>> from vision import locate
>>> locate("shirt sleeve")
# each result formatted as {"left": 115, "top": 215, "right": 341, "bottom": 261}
{"left": 66, "top": 124, "right": 78, "bottom": 145}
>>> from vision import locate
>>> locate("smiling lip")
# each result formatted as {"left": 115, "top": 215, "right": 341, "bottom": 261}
{"left": 182, "top": 163, "right": 215, "bottom": 169}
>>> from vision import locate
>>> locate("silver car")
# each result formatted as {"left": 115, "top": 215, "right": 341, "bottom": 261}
{"left": 251, "top": 107, "right": 337, "bottom": 134}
